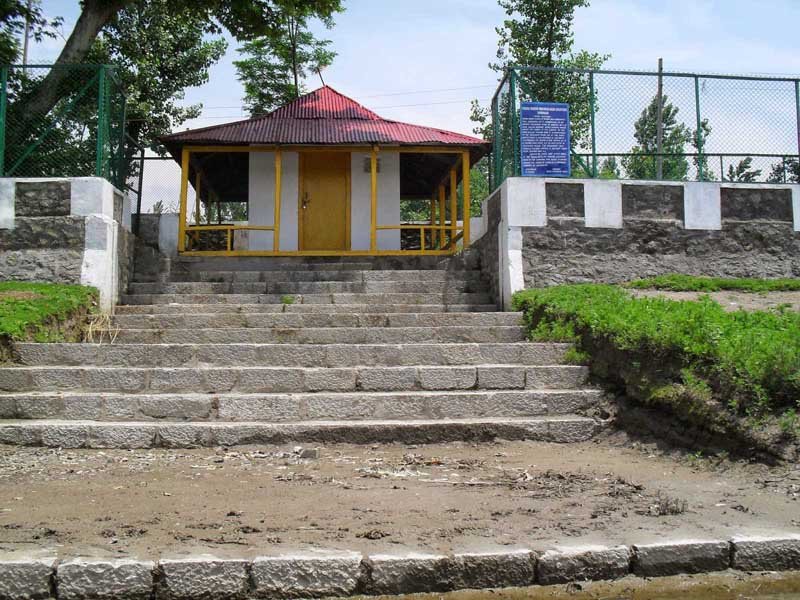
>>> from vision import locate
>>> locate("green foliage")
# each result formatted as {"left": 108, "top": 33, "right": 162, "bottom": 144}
{"left": 725, "top": 157, "right": 762, "bottom": 183}
{"left": 234, "top": 0, "right": 342, "bottom": 115}
{"left": 622, "top": 95, "right": 692, "bottom": 180}
{"left": 512, "top": 284, "right": 800, "bottom": 421}
{"left": 627, "top": 274, "right": 800, "bottom": 293}
{"left": 90, "top": 0, "right": 229, "bottom": 151}
{"left": 766, "top": 157, "right": 800, "bottom": 184}
{"left": 0, "top": 0, "right": 61, "bottom": 63}
{"left": 0, "top": 282, "right": 97, "bottom": 340}
{"left": 598, "top": 156, "right": 620, "bottom": 179}
{"left": 280, "top": 295, "right": 295, "bottom": 305}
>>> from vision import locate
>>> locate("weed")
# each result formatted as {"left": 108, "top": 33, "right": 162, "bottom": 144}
{"left": 563, "top": 347, "right": 590, "bottom": 365}
{"left": 648, "top": 491, "right": 688, "bottom": 516}
{"left": 280, "top": 295, "right": 295, "bottom": 305}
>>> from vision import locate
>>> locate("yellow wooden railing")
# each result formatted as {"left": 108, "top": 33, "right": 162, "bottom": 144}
{"left": 177, "top": 145, "right": 471, "bottom": 257}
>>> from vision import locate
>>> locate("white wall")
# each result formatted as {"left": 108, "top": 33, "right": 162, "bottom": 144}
{"left": 247, "top": 150, "right": 400, "bottom": 251}
{"left": 350, "top": 151, "right": 401, "bottom": 250}
{"left": 248, "top": 151, "right": 300, "bottom": 251}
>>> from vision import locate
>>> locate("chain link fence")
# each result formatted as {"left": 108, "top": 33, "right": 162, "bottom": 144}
{"left": 0, "top": 64, "right": 127, "bottom": 189}
{"left": 491, "top": 66, "right": 800, "bottom": 188}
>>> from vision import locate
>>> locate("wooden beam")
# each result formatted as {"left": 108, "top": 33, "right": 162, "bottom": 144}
{"left": 449, "top": 168, "right": 457, "bottom": 251}
{"left": 462, "top": 151, "right": 471, "bottom": 248}
{"left": 438, "top": 184, "right": 446, "bottom": 248}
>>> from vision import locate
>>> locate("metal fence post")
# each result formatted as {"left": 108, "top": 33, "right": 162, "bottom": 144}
{"left": 589, "top": 70, "right": 597, "bottom": 178}
{"left": 95, "top": 65, "right": 107, "bottom": 178}
{"left": 0, "top": 67, "right": 8, "bottom": 177}
{"left": 492, "top": 92, "right": 500, "bottom": 188}
{"left": 795, "top": 79, "right": 800, "bottom": 160}
{"left": 694, "top": 75, "right": 704, "bottom": 181}
{"left": 510, "top": 68, "right": 519, "bottom": 177}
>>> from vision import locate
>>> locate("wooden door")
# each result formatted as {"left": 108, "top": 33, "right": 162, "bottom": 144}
{"left": 300, "top": 152, "right": 350, "bottom": 251}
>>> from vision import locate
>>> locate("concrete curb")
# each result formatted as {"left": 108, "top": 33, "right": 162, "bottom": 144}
{"left": 1, "top": 536, "right": 799, "bottom": 599}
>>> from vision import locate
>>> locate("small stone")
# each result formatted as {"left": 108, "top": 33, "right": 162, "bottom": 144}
{"left": 298, "top": 448, "right": 319, "bottom": 459}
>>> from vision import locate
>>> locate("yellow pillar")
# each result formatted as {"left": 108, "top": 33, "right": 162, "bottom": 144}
{"left": 273, "top": 150, "right": 282, "bottom": 253}
{"left": 370, "top": 147, "right": 378, "bottom": 252}
{"left": 178, "top": 148, "right": 189, "bottom": 253}
{"left": 438, "top": 184, "right": 446, "bottom": 248}
{"left": 449, "top": 168, "right": 457, "bottom": 250}
{"left": 462, "top": 151, "right": 471, "bottom": 247}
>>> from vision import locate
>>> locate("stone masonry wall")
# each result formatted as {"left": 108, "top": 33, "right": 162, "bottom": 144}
{"left": 521, "top": 182, "right": 799, "bottom": 288}
{"left": 0, "top": 178, "right": 134, "bottom": 311}
{"left": 472, "top": 188, "right": 501, "bottom": 305}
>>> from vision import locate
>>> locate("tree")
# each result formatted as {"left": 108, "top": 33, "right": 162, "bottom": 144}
{"left": 89, "top": 0, "right": 228, "bottom": 150}
{"left": 16, "top": 0, "right": 342, "bottom": 126}
{"left": 478, "top": 0, "right": 607, "bottom": 151}
{"left": 234, "top": 0, "right": 341, "bottom": 115}
{"left": 766, "top": 157, "right": 799, "bottom": 184}
{"left": 598, "top": 156, "right": 619, "bottom": 179}
{"left": 726, "top": 157, "right": 762, "bottom": 183}
{"left": 0, "top": 0, "right": 61, "bottom": 63}
{"left": 622, "top": 94, "right": 692, "bottom": 180}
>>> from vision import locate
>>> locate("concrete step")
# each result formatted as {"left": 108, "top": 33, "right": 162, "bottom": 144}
{"left": 0, "top": 416, "right": 599, "bottom": 448}
{"left": 105, "top": 326, "right": 527, "bottom": 344}
{"left": 114, "top": 303, "right": 501, "bottom": 315}
{"left": 13, "top": 342, "right": 571, "bottom": 368}
{"left": 0, "top": 365, "right": 589, "bottom": 394}
{"left": 119, "top": 292, "right": 494, "bottom": 305}
{"left": 110, "top": 312, "right": 523, "bottom": 330}
{"left": 0, "top": 389, "right": 602, "bottom": 422}
{"left": 127, "top": 281, "right": 484, "bottom": 295}
{"left": 164, "top": 269, "right": 484, "bottom": 283}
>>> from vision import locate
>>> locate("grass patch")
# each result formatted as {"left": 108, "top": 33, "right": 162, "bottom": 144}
{"left": 627, "top": 274, "right": 800, "bottom": 293}
{"left": 513, "top": 284, "right": 800, "bottom": 458}
{"left": 0, "top": 282, "right": 98, "bottom": 360}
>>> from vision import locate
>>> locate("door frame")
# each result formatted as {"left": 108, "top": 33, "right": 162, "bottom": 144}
{"left": 297, "top": 151, "right": 352, "bottom": 251}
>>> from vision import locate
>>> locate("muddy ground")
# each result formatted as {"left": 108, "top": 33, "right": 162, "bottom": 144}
{"left": 630, "top": 290, "right": 800, "bottom": 312}
{"left": 0, "top": 432, "right": 797, "bottom": 560}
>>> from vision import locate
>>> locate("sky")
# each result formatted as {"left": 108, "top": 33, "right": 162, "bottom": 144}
{"left": 32, "top": 0, "right": 800, "bottom": 137}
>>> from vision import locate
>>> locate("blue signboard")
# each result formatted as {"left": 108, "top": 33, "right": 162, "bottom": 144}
{"left": 520, "top": 102, "right": 571, "bottom": 177}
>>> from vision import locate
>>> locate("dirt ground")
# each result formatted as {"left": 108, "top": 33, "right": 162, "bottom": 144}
{"left": 0, "top": 433, "right": 798, "bottom": 560}
{"left": 630, "top": 290, "right": 800, "bottom": 312}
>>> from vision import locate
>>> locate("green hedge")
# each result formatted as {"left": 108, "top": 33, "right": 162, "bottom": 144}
{"left": 627, "top": 274, "right": 800, "bottom": 293}
{"left": 0, "top": 282, "right": 97, "bottom": 342}
{"left": 512, "top": 285, "right": 800, "bottom": 430}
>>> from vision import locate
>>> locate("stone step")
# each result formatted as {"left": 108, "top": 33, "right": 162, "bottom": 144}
{"left": 0, "top": 416, "right": 598, "bottom": 448}
{"left": 110, "top": 312, "right": 523, "bottom": 330}
{"left": 127, "top": 280, "right": 483, "bottom": 295}
{"left": 114, "top": 303, "right": 501, "bottom": 315}
{"left": 171, "top": 254, "right": 479, "bottom": 273}
{"left": 14, "top": 342, "right": 570, "bottom": 368}
{"left": 105, "top": 326, "right": 527, "bottom": 345}
{"left": 0, "top": 365, "right": 589, "bottom": 394}
{"left": 0, "top": 389, "right": 602, "bottom": 422}
{"left": 163, "top": 269, "right": 484, "bottom": 283}
{"left": 120, "top": 292, "right": 493, "bottom": 306}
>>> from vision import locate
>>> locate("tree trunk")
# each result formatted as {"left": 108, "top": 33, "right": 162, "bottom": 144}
{"left": 20, "top": 0, "right": 130, "bottom": 121}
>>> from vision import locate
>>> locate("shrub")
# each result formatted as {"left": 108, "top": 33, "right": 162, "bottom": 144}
{"left": 627, "top": 274, "right": 800, "bottom": 293}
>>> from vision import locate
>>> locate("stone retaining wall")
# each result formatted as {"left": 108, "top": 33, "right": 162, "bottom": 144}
{"left": 0, "top": 178, "right": 133, "bottom": 311}
{"left": 0, "top": 535, "right": 797, "bottom": 599}
{"left": 482, "top": 178, "right": 800, "bottom": 308}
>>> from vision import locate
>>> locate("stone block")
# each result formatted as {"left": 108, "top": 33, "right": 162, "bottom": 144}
{"left": 450, "top": 550, "right": 536, "bottom": 590}
{"left": 158, "top": 558, "right": 250, "bottom": 600}
{"left": 365, "top": 554, "right": 451, "bottom": 595}
{"left": 304, "top": 368, "right": 356, "bottom": 392}
{"left": 622, "top": 184, "right": 683, "bottom": 220}
{"left": 417, "top": 367, "right": 476, "bottom": 390}
{"left": 732, "top": 535, "right": 800, "bottom": 571}
{"left": 357, "top": 367, "right": 416, "bottom": 391}
{"left": 632, "top": 540, "right": 730, "bottom": 577}
{"left": 15, "top": 181, "right": 70, "bottom": 217}
{"left": 536, "top": 545, "right": 630, "bottom": 584}
{"left": 546, "top": 183, "right": 584, "bottom": 218}
{"left": 477, "top": 366, "right": 525, "bottom": 389}
{"left": 0, "top": 558, "right": 55, "bottom": 600}
{"left": 251, "top": 554, "right": 362, "bottom": 598}
{"left": 57, "top": 559, "right": 154, "bottom": 600}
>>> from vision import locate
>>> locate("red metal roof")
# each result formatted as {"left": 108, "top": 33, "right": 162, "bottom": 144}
{"left": 162, "top": 86, "right": 487, "bottom": 147}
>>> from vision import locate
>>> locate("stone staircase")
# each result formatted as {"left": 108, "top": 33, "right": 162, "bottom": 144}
{"left": 0, "top": 254, "right": 605, "bottom": 448}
